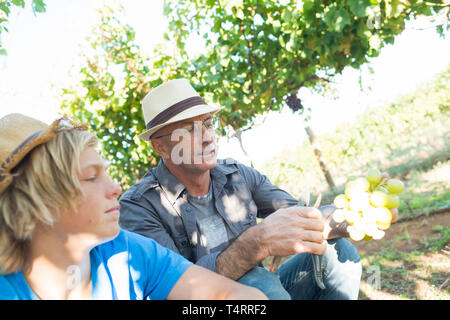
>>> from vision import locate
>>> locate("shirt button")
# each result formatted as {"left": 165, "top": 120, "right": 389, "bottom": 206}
{"left": 186, "top": 207, "right": 192, "bottom": 212}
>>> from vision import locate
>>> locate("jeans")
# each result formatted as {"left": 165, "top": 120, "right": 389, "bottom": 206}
{"left": 236, "top": 238, "right": 362, "bottom": 300}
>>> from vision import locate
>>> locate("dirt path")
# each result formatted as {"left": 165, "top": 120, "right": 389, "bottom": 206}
{"left": 352, "top": 211, "right": 450, "bottom": 300}
{"left": 353, "top": 211, "right": 450, "bottom": 255}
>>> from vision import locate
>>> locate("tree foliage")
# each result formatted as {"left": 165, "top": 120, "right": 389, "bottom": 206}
{"left": 60, "top": 0, "right": 449, "bottom": 189}
{"left": 164, "top": 0, "right": 448, "bottom": 134}
{"left": 0, "top": 0, "right": 46, "bottom": 55}
{"left": 60, "top": 6, "right": 161, "bottom": 188}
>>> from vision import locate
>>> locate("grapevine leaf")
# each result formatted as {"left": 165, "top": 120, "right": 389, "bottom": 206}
{"left": 324, "top": 4, "right": 351, "bottom": 33}
{"left": 347, "top": 0, "right": 371, "bottom": 17}
{"left": 32, "top": 0, "right": 46, "bottom": 13}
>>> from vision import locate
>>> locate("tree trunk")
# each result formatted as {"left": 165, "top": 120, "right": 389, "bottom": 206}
{"left": 304, "top": 126, "right": 335, "bottom": 190}
{"left": 234, "top": 129, "right": 255, "bottom": 168}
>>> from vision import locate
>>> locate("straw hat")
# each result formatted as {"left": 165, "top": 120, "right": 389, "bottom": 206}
{"left": 0, "top": 113, "right": 80, "bottom": 195}
{"left": 139, "top": 79, "right": 221, "bottom": 141}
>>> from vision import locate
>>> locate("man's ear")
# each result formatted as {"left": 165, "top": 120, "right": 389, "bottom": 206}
{"left": 151, "top": 139, "right": 169, "bottom": 159}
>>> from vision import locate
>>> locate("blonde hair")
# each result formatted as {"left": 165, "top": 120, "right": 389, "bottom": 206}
{"left": 0, "top": 125, "right": 98, "bottom": 274}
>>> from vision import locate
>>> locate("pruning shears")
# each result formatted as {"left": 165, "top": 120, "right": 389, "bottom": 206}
{"left": 269, "top": 190, "right": 326, "bottom": 290}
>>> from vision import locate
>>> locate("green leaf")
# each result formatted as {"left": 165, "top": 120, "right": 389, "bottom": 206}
{"left": 11, "top": 0, "right": 25, "bottom": 8}
{"left": 32, "top": 0, "right": 46, "bottom": 13}
{"left": 302, "top": 0, "right": 314, "bottom": 12}
{"left": 0, "top": 3, "right": 11, "bottom": 16}
{"left": 278, "top": 34, "right": 286, "bottom": 48}
{"left": 222, "top": 0, "right": 243, "bottom": 15}
{"left": 126, "top": 29, "right": 135, "bottom": 42}
{"left": 324, "top": 4, "right": 351, "bottom": 33}
{"left": 347, "top": 0, "right": 371, "bottom": 17}
{"left": 235, "top": 8, "right": 244, "bottom": 20}
{"left": 385, "top": 0, "right": 405, "bottom": 18}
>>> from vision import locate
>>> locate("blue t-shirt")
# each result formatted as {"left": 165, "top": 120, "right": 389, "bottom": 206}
{"left": 0, "top": 229, "right": 192, "bottom": 300}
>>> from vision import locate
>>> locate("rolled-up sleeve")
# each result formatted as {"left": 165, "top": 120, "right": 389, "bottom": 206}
{"left": 195, "top": 251, "right": 221, "bottom": 272}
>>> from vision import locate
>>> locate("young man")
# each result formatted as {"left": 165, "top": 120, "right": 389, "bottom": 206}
{"left": 118, "top": 79, "right": 398, "bottom": 299}
{"left": 0, "top": 113, "right": 267, "bottom": 300}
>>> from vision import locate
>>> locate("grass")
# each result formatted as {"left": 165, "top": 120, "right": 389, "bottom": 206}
{"left": 399, "top": 161, "right": 450, "bottom": 218}
{"left": 350, "top": 160, "right": 449, "bottom": 299}
{"left": 424, "top": 225, "right": 450, "bottom": 253}
{"left": 359, "top": 223, "right": 450, "bottom": 300}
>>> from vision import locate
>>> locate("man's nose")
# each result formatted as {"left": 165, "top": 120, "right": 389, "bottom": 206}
{"left": 202, "top": 126, "right": 215, "bottom": 143}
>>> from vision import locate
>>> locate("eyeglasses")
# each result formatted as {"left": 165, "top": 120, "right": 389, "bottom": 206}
{"left": 152, "top": 116, "right": 218, "bottom": 140}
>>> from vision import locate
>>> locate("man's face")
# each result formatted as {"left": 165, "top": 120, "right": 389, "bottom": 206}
{"left": 151, "top": 113, "right": 217, "bottom": 173}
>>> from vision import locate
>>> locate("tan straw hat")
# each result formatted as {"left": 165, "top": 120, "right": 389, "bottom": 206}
{"left": 139, "top": 79, "right": 221, "bottom": 141}
{"left": 0, "top": 113, "right": 85, "bottom": 195}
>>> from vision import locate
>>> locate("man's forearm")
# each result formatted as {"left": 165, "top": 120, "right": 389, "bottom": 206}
{"left": 216, "top": 205, "right": 349, "bottom": 280}
{"left": 216, "top": 225, "right": 267, "bottom": 280}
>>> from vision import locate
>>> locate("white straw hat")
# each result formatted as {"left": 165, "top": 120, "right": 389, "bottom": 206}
{"left": 139, "top": 79, "right": 221, "bottom": 141}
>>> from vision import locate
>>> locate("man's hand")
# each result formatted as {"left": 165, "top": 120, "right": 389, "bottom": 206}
{"left": 257, "top": 206, "right": 327, "bottom": 257}
{"left": 216, "top": 206, "right": 327, "bottom": 280}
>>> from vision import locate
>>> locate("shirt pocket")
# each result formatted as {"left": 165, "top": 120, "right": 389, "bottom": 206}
{"left": 222, "top": 182, "right": 257, "bottom": 228}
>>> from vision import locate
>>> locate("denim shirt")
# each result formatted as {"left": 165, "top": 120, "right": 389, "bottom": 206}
{"left": 118, "top": 158, "right": 299, "bottom": 272}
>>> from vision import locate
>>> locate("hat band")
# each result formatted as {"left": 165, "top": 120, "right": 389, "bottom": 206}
{"left": 0, "top": 130, "right": 43, "bottom": 182}
{"left": 147, "top": 96, "right": 206, "bottom": 131}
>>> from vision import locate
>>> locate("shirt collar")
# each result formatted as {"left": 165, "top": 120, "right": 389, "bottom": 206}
{"left": 154, "top": 159, "right": 240, "bottom": 204}
{"left": 210, "top": 159, "right": 239, "bottom": 198}
{"left": 155, "top": 159, "right": 187, "bottom": 204}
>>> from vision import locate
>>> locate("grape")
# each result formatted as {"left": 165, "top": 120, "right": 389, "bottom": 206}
{"left": 386, "top": 179, "right": 404, "bottom": 194}
{"left": 370, "top": 191, "right": 388, "bottom": 207}
{"left": 374, "top": 207, "right": 392, "bottom": 225}
{"left": 344, "top": 182, "right": 356, "bottom": 199}
{"left": 345, "top": 178, "right": 369, "bottom": 199}
{"left": 333, "top": 194, "right": 348, "bottom": 209}
{"left": 353, "top": 178, "right": 370, "bottom": 192}
{"left": 377, "top": 221, "right": 391, "bottom": 231}
{"left": 348, "top": 225, "right": 365, "bottom": 241}
{"left": 375, "top": 185, "right": 388, "bottom": 193}
{"left": 385, "top": 194, "right": 399, "bottom": 209}
{"left": 333, "top": 209, "right": 346, "bottom": 223}
{"left": 371, "top": 229, "right": 385, "bottom": 240}
{"left": 349, "top": 192, "right": 370, "bottom": 212}
{"left": 286, "top": 93, "right": 303, "bottom": 112}
{"left": 343, "top": 209, "right": 359, "bottom": 224}
{"left": 363, "top": 223, "right": 379, "bottom": 237}
{"left": 362, "top": 207, "right": 378, "bottom": 224}
{"left": 367, "top": 168, "right": 381, "bottom": 185}
{"left": 333, "top": 168, "right": 405, "bottom": 241}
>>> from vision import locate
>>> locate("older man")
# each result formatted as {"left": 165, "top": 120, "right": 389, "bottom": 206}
{"left": 119, "top": 79, "right": 362, "bottom": 299}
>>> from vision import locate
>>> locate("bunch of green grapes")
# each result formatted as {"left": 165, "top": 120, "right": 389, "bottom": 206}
{"left": 333, "top": 169, "right": 405, "bottom": 241}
